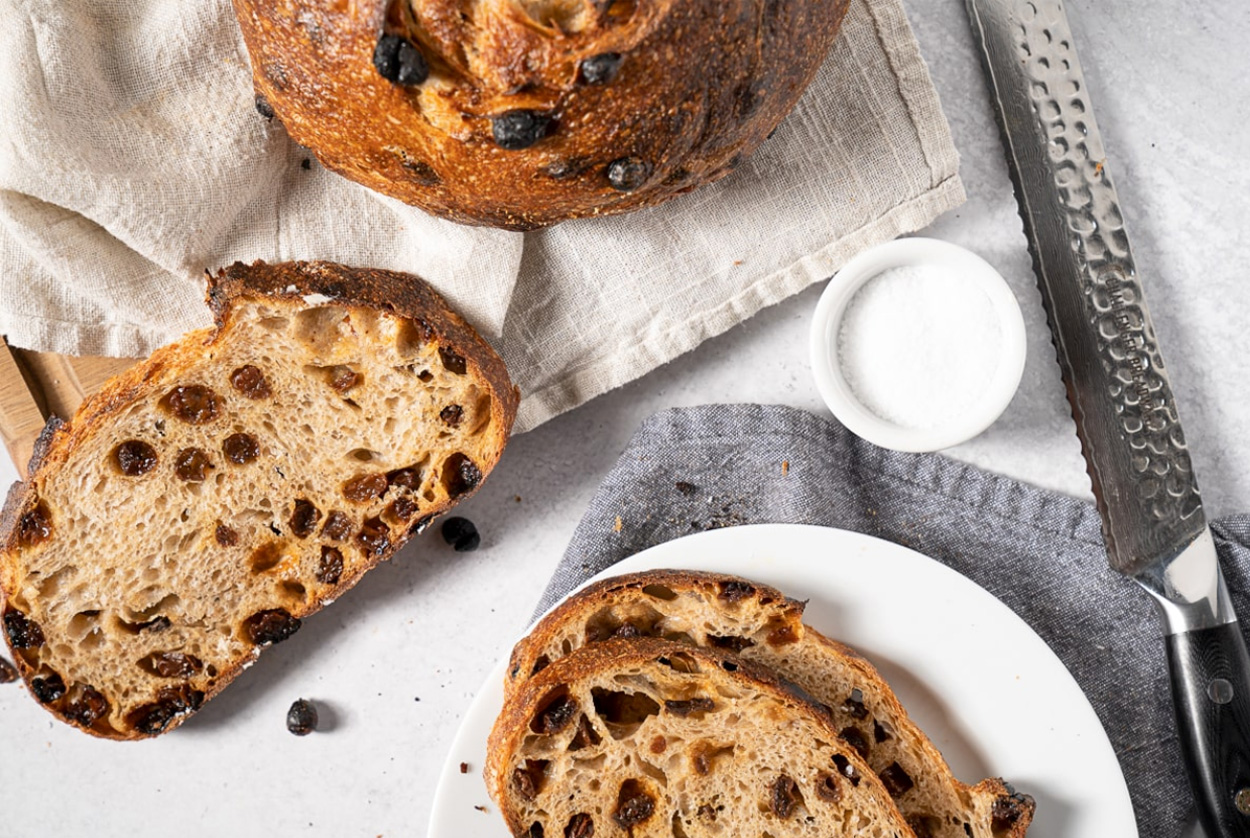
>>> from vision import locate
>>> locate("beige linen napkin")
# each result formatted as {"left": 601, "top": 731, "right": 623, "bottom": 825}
{"left": 0, "top": 0, "right": 963, "bottom": 432}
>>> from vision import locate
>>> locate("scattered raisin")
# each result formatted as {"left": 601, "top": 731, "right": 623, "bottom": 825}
{"left": 242, "top": 608, "right": 302, "bottom": 646}
{"left": 606, "top": 157, "right": 651, "bottom": 191}
{"left": 564, "top": 813, "right": 594, "bottom": 838}
{"left": 459, "top": 762, "right": 469, "bottom": 774}
{"left": 322, "top": 510, "right": 352, "bottom": 541}
{"left": 114, "top": 440, "right": 158, "bottom": 476}
{"left": 438, "top": 346, "right": 467, "bottom": 375}
{"left": 255, "top": 94, "right": 275, "bottom": 120}
{"left": 839, "top": 727, "right": 870, "bottom": 760}
{"left": 317, "top": 546, "right": 344, "bottom": 585}
{"left": 65, "top": 687, "right": 109, "bottom": 727}
{"left": 991, "top": 793, "right": 1031, "bottom": 832}
{"left": 222, "top": 433, "right": 259, "bottom": 464}
{"left": 139, "top": 651, "right": 204, "bottom": 679}
{"left": 841, "top": 688, "right": 869, "bottom": 719}
{"left": 343, "top": 473, "right": 388, "bottom": 502}
{"left": 816, "top": 772, "right": 841, "bottom": 802}
{"left": 579, "top": 52, "right": 623, "bottom": 85}
{"left": 289, "top": 499, "right": 321, "bottom": 538}
{"left": 329, "top": 365, "right": 360, "bottom": 393}
{"left": 664, "top": 698, "right": 714, "bottom": 717}
{"left": 126, "top": 685, "right": 204, "bottom": 734}
{"left": 3, "top": 609, "right": 44, "bottom": 649}
{"left": 442, "top": 453, "right": 482, "bottom": 498}
{"left": 878, "top": 762, "right": 914, "bottom": 798}
{"left": 492, "top": 110, "right": 551, "bottom": 150}
{"left": 16, "top": 503, "right": 53, "bottom": 546}
{"left": 286, "top": 698, "right": 318, "bottom": 735}
{"left": 717, "top": 580, "right": 755, "bottom": 602}
{"left": 32, "top": 672, "right": 66, "bottom": 703}
{"left": 356, "top": 516, "right": 391, "bottom": 559}
{"left": 388, "top": 496, "right": 419, "bottom": 521}
{"left": 300, "top": 158, "right": 311, "bottom": 170}
{"left": 0, "top": 657, "right": 17, "bottom": 683}
{"left": 532, "top": 692, "right": 577, "bottom": 734}
{"left": 874, "top": 720, "right": 893, "bottom": 743}
{"left": 373, "top": 33, "right": 428, "bottom": 85}
{"left": 441, "top": 517, "right": 480, "bottom": 552}
{"left": 770, "top": 774, "right": 800, "bottom": 818}
{"left": 440, "top": 404, "right": 464, "bottom": 427}
{"left": 614, "top": 780, "right": 655, "bottom": 828}
{"left": 230, "top": 365, "right": 272, "bottom": 399}
{"left": 215, "top": 524, "right": 238, "bottom": 547}
{"left": 674, "top": 481, "right": 698, "bottom": 496}
{"left": 387, "top": 467, "right": 422, "bottom": 491}
{"left": 175, "top": 447, "right": 213, "bottom": 481}
{"left": 161, "top": 385, "right": 221, "bottom": 424}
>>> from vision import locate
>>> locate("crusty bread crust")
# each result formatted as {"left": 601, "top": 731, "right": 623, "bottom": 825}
{"left": 231, "top": 0, "right": 850, "bottom": 230}
{"left": 0, "top": 261, "right": 518, "bottom": 739}
{"left": 503, "top": 570, "right": 1035, "bottom": 838}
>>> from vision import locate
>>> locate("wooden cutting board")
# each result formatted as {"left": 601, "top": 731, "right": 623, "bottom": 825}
{"left": 0, "top": 337, "right": 137, "bottom": 478}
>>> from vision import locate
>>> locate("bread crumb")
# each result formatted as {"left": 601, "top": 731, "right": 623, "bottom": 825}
{"left": 514, "top": 495, "right": 522, "bottom": 503}
{"left": 460, "top": 761, "right": 469, "bottom": 774}
{"left": 613, "top": 516, "right": 623, "bottom": 533}
{"left": 781, "top": 460, "right": 789, "bottom": 476}
{"left": 733, "top": 260, "right": 743, "bottom": 266}
{"left": 474, "top": 805, "right": 488, "bottom": 813}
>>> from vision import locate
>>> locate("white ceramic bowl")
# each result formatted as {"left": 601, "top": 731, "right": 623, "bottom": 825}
{"left": 809, "top": 237, "right": 1027, "bottom": 453}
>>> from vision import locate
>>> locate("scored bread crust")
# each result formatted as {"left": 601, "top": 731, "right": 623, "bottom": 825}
{"left": 504, "top": 570, "right": 1035, "bottom": 838}
{"left": 231, "top": 0, "right": 850, "bottom": 230}
{"left": 0, "top": 260, "right": 519, "bottom": 739}
{"left": 487, "top": 637, "right": 918, "bottom": 838}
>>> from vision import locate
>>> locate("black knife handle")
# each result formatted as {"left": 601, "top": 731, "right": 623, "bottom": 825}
{"left": 1168, "top": 621, "right": 1250, "bottom": 837}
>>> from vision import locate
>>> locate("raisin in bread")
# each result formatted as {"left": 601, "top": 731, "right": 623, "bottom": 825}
{"left": 231, "top": 0, "right": 850, "bottom": 230}
{"left": 504, "top": 571, "right": 1034, "bottom": 838}
{"left": 487, "top": 637, "right": 918, "bottom": 838}
{"left": 0, "top": 260, "right": 519, "bottom": 739}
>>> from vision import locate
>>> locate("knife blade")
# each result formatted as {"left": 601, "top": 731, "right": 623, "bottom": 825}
{"left": 965, "top": 0, "right": 1250, "bottom": 833}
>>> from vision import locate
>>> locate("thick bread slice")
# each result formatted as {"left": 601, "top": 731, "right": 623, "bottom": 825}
{"left": 487, "top": 637, "right": 919, "bottom": 838}
{"left": 505, "top": 571, "right": 1034, "bottom": 838}
{"left": 0, "top": 260, "right": 519, "bottom": 739}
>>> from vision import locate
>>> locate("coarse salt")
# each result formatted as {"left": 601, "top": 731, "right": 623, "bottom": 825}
{"left": 836, "top": 264, "right": 1003, "bottom": 432}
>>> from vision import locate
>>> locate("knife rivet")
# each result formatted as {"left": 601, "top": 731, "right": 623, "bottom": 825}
{"left": 1234, "top": 788, "right": 1250, "bottom": 815}
{"left": 1208, "top": 678, "right": 1235, "bottom": 705}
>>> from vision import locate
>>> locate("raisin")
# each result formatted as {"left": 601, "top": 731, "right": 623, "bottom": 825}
{"left": 32, "top": 672, "right": 66, "bottom": 703}
{"left": 373, "top": 33, "right": 428, "bottom": 86}
{"left": 65, "top": 687, "right": 109, "bottom": 727}
{"left": 16, "top": 503, "right": 52, "bottom": 546}
{"left": 991, "top": 793, "right": 1031, "bottom": 832}
{"left": 329, "top": 365, "right": 360, "bottom": 393}
{"left": 300, "top": 158, "right": 311, "bottom": 170}
{"left": 322, "top": 510, "right": 352, "bottom": 541}
{"left": 717, "top": 580, "right": 755, "bottom": 602}
{"left": 440, "top": 404, "right": 464, "bottom": 427}
{"left": 766, "top": 623, "right": 799, "bottom": 646}
{"left": 612, "top": 622, "right": 641, "bottom": 638}
{"left": 606, "top": 157, "right": 651, "bottom": 191}
{"left": 255, "top": 94, "right": 275, "bottom": 120}
{"left": 674, "top": 481, "right": 698, "bottom": 496}
{"left": 831, "top": 754, "right": 860, "bottom": 786}
{"left": 708, "top": 634, "right": 752, "bottom": 652}
{"left": 215, "top": 524, "right": 239, "bottom": 547}
{"left": 614, "top": 780, "right": 655, "bottom": 828}
{"left": 878, "top": 762, "right": 914, "bottom": 797}
{"left": 139, "top": 652, "right": 204, "bottom": 678}
{"left": 286, "top": 698, "right": 318, "bottom": 735}
{"left": 0, "top": 657, "right": 17, "bottom": 683}
{"left": 568, "top": 714, "right": 601, "bottom": 750}
{"left": 649, "top": 735, "right": 666, "bottom": 754}
{"left": 113, "top": 440, "right": 158, "bottom": 476}
{"left": 161, "top": 385, "right": 221, "bottom": 424}
{"left": 289, "top": 499, "right": 321, "bottom": 538}
{"left": 514, "top": 759, "right": 549, "bottom": 800}
{"left": 230, "top": 365, "right": 272, "bottom": 399}
{"left": 222, "top": 433, "right": 259, "bottom": 464}
{"left": 441, "top": 517, "right": 480, "bottom": 552}
{"left": 388, "top": 496, "right": 419, "bottom": 521}
{"left": 770, "top": 774, "right": 800, "bottom": 818}
{"left": 527, "top": 824, "right": 545, "bottom": 838}
{"left": 442, "top": 453, "right": 482, "bottom": 498}
{"left": 842, "top": 688, "right": 869, "bottom": 719}
{"left": 579, "top": 52, "right": 623, "bottom": 85}
{"left": 3, "top": 609, "right": 44, "bottom": 649}
{"left": 874, "top": 720, "right": 893, "bottom": 743}
{"left": 438, "top": 346, "right": 467, "bottom": 375}
{"left": 532, "top": 692, "right": 577, "bottom": 734}
{"left": 174, "top": 447, "right": 213, "bottom": 481}
{"left": 564, "top": 813, "right": 594, "bottom": 838}
{"left": 459, "top": 762, "right": 468, "bottom": 774}
{"left": 664, "top": 698, "right": 714, "bottom": 717}
{"left": 317, "top": 546, "right": 344, "bottom": 585}
{"left": 839, "top": 727, "right": 870, "bottom": 760}
{"left": 242, "top": 608, "right": 302, "bottom": 646}
{"left": 387, "top": 467, "right": 422, "bottom": 491}
{"left": 126, "top": 685, "right": 204, "bottom": 734}
{"left": 492, "top": 110, "right": 551, "bottom": 150}
{"left": 816, "top": 772, "right": 841, "bottom": 802}
{"left": 356, "top": 516, "right": 391, "bottom": 559}
{"left": 343, "top": 473, "right": 388, "bottom": 502}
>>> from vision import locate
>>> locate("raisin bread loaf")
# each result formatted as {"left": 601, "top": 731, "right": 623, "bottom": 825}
{"left": 0, "top": 260, "right": 519, "bottom": 739}
{"left": 504, "top": 571, "right": 1034, "bottom": 838}
{"left": 487, "top": 637, "right": 918, "bottom": 838}
{"left": 231, "top": 0, "right": 850, "bottom": 230}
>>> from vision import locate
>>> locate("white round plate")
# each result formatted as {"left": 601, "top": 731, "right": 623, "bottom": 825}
{"left": 428, "top": 524, "right": 1137, "bottom": 837}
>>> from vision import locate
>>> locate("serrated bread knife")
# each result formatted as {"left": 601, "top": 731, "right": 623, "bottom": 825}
{"left": 966, "top": 1, "right": 1250, "bottom": 833}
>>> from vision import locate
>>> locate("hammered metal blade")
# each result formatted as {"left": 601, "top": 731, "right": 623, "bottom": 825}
{"left": 966, "top": 0, "right": 1204, "bottom": 577}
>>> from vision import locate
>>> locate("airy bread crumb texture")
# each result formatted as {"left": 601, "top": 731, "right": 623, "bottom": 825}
{"left": 2, "top": 291, "right": 512, "bottom": 738}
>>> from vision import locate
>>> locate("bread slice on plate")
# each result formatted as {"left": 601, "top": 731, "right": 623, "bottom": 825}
{"left": 487, "top": 637, "right": 918, "bottom": 838}
{"left": 0, "top": 260, "right": 519, "bottom": 739}
{"left": 504, "top": 571, "right": 1034, "bottom": 838}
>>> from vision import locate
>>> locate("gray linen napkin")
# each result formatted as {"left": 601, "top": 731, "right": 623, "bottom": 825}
{"left": 536, "top": 403, "right": 1250, "bottom": 838}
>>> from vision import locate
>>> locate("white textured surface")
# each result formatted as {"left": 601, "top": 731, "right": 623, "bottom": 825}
{"left": 1, "top": 0, "right": 1248, "bottom": 835}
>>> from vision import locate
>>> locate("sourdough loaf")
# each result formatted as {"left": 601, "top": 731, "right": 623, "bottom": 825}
{"left": 231, "top": 0, "right": 850, "bottom": 230}
{"left": 0, "top": 260, "right": 519, "bottom": 739}
{"left": 504, "top": 571, "right": 1034, "bottom": 838}
{"left": 487, "top": 637, "right": 918, "bottom": 838}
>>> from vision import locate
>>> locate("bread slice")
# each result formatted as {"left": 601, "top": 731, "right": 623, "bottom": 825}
{"left": 0, "top": 260, "right": 519, "bottom": 739}
{"left": 504, "top": 571, "right": 1034, "bottom": 838}
{"left": 487, "top": 637, "right": 918, "bottom": 838}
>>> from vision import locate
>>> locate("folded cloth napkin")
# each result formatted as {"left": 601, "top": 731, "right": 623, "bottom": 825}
{"left": 536, "top": 403, "right": 1250, "bottom": 838}
{"left": 0, "top": 0, "right": 962, "bottom": 432}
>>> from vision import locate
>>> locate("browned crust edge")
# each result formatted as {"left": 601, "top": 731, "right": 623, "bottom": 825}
{"left": 0, "top": 260, "right": 519, "bottom": 739}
